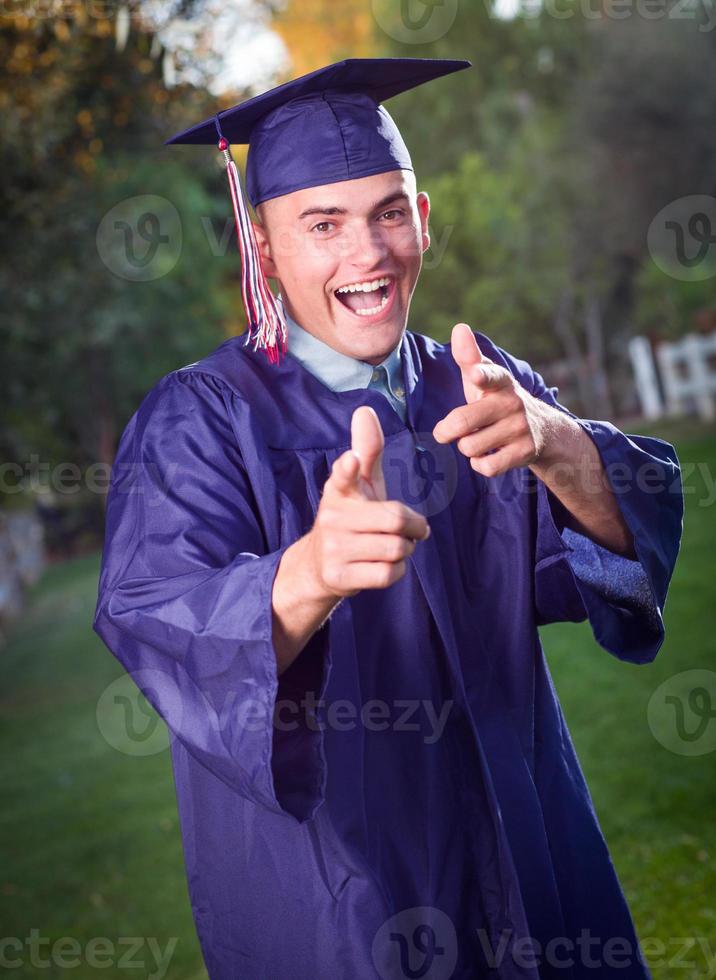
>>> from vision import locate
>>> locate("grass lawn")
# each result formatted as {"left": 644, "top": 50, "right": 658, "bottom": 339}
{"left": 0, "top": 421, "right": 714, "bottom": 979}
{"left": 541, "top": 420, "right": 716, "bottom": 979}
{"left": 0, "top": 556, "right": 204, "bottom": 979}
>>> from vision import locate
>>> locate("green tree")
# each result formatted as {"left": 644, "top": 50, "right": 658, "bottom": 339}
{"left": 0, "top": 6, "right": 238, "bottom": 483}
{"left": 380, "top": 2, "right": 716, "bottom": 414}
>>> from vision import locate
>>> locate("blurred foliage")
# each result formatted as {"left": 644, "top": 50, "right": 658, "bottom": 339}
{"left": 412, "top": 124, "right": 577, "bottom": 361}
{"left": 380, "top": 2, "right": 716, "bottom": 414}
{"left": 272, "top": 0, "right": 376, "bottom": 74}
{"left": 633, "top": 261, "right": 716, "bottom": 341}
{"left": 2, "top": 0, "right": 716, "bottom": 476}
{"left": 0, "top": 3, "right": 252, "bottom": 479}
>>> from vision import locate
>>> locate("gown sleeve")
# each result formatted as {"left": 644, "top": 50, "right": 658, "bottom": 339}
{"left": 92, "top": 369, "right": 328, "bottom": 823}
{"left": 475, "top": 332, "right": 684, "bottom": 665}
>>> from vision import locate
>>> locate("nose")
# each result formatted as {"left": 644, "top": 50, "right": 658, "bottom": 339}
{"left": 344, "top": 220, "right": 390, "bottom": 271}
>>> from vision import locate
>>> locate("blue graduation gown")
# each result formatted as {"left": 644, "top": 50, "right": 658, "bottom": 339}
{"left": 93, "top": 328, "right": 683, "bottom": 979}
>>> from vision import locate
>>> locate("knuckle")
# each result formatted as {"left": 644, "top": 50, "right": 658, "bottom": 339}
{"left": 458, "top": 435, "right": 478, "bottom": 457}
{"left": 522, "top": 436, "right": 538, "bottom": 462}
{"left": 387, "top": 537, "right": 406, "bottom": 562}
{"left": 316, "top": 505, "right": 336, "bottom": 529}
{"left": 511, "top": 394, "right": 525, "bottom": 416}
{"left": 323, "top": 535, "right": 340, "bottom": 558}
{"left": 457, "top": 405, "right": 472, "bottom": 430}
{"left": 333, "top": 563, "right": 353, "bottom": 594}
{"left": 324, "top": 470, "right": 341, "bottom": 493}
{"left": 472, "top": 455, "right": 496, "bottom": 478}
{"left": 382, "top": 501, "right": 407, "bottom": 533}
{"left": 323, "top": 563, "right": 340, "bottom": 590}
{"left": 396, "top": 516, "right": 412, "bottom": 536}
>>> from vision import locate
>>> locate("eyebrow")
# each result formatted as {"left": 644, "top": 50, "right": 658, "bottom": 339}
{"left": 297, "top": 191, "right": 410, "bottom": 220}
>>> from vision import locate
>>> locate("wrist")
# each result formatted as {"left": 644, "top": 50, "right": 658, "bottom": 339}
{"left": 530, "top": 410, "right": 583, "bottom": 476}
{"left": 271, "top": 533, "right": 341, "bottom": 676}
{"left": 277, "top": 532, "right": 341, "bottom": 611}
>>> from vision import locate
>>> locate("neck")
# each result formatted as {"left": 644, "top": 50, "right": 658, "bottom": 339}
{"left": 281, "top": 298, "right": 402, "bottom": 365}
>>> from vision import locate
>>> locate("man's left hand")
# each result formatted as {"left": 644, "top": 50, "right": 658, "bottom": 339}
{"left": 432, "top": 322, "right": 565, "bottom": 477}
{"left": 432, "top": 322, "right": 636, "bottom": 558}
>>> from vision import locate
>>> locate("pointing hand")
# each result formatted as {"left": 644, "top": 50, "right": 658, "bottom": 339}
{"left": 307, "top": 407, "right": 430, "bottom": 597}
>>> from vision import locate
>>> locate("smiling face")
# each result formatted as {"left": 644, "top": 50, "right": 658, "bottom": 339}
{"left": 253, "top": 169, "right": 431, "bottom": 365}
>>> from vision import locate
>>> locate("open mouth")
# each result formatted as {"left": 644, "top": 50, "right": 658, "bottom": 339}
{"left": 333, "top": 276, "right": 394, "bottom": 318}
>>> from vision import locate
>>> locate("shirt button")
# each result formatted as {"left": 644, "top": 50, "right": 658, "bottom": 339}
{"left": 371, "top": 369, "right": 381, "bottom": 383}
{"left": 394, "top": 386, "right": 404, "bottom": 399}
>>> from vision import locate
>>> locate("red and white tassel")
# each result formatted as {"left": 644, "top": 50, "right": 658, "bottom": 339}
{"left": 219, "top": 137, "right": 287, "bottom": 364}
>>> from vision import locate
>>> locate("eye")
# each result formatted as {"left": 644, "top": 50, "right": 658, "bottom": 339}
{"left": 311, "top": 221, "right": 335, "bottom": 234}
{"left": 379, "top": 209, "right": 404, "bottom": 222}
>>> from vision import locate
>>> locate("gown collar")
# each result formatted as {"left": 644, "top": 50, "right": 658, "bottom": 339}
{"left": 219, "top": 322, "right": 427, "bottom": 450}
{"left": 281, "top": 304, "right": 405, "bottom": 403}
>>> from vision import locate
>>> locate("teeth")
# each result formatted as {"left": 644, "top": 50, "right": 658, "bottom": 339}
{"left": 354, "top": 292, "right": 390, "bottom": 316}
{"left": 336, "top": 276, "right": 391, "bottom": 294}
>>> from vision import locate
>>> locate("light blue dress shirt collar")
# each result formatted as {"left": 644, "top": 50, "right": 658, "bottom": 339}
{"left": 280, "top": 300, "right": 407, "bottom": 421}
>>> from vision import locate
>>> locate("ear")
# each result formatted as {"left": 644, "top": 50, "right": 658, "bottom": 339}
{"left": 416, "top": 190, "right": 430, "bottom": 254}
{"left": 252, "top": 218, "right": 278, "bottom": 279}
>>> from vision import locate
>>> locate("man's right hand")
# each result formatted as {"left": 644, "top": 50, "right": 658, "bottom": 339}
{"left": 304, "top": 405, "right": 431, "bottom": 599}
{"left": 272, "top": 405, "right": 430, "bottom": 673}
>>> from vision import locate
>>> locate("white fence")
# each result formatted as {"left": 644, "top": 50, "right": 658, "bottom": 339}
{"left": 0, "top": 510, "right": 45, "bottom": 646}
{"left": 629, "top": 332, "right": 716, "bottom": 421}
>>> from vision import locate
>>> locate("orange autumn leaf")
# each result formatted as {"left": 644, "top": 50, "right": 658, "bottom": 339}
{"left": 272, "top": 0, "right": 376, "bottom": 79}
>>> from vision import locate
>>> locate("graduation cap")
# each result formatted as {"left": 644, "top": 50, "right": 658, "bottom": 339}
{"left": 166, "top": 57, "right": 471, "bottom": 363}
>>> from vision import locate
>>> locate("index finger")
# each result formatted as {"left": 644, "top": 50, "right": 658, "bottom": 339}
{"left": 351, "top": 406, "right": 387, "bottom": 501}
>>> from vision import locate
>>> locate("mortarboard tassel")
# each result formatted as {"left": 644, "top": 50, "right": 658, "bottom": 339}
{"left": 216, "top": 126, "right": 287, "bottom": 364}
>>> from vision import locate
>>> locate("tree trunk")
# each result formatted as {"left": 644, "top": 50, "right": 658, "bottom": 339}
{"left": 552, "top": 287, "right": 593, "bottom": 415}
{"left": 584, "top": 293, "right": 615, "bottom": 420}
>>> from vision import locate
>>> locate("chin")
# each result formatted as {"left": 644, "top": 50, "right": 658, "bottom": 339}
{"left": 341, "top": 321, "right": 404, "bottom": 361}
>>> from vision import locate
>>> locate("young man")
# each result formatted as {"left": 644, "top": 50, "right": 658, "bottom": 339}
{"left": 93, "top": 59, "right": 683, "bottom": 979}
